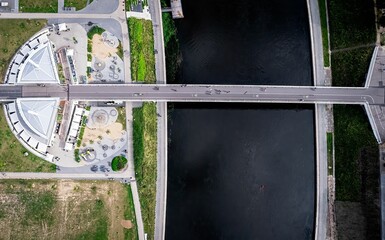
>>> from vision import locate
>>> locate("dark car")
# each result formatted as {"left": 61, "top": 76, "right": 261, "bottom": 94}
{"left": 91, "top": 165, "right": 98, "bottom": 172}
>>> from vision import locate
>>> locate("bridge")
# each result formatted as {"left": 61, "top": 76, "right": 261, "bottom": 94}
{"left": 2, "top": 83, "right": 385, "bottom": 145}
{"left": 0, "top": 84, "right": 383, "bottom": 105}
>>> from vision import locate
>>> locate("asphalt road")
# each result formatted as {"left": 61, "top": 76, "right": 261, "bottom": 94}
{"left": 63, "top": 84, "right": 384, "bottom": 105}
{"left": 0, "top": 85, "right": 22, "bottom": 99}
{"left": 0, "top": 84, "right": 380, "bottom": 105}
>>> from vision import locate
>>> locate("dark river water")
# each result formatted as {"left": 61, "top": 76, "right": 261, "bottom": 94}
{"left": 166, "top": 0, "right": 315, "bottom": 239}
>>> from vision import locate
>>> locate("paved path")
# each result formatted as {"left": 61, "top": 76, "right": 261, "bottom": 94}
{"left": 58, "top": 0, "right": 64, "bottom": 13}
{"left": 0, "top": 171, "right": 131, "bottom": 180}
{"left": 307, "top": 0, "right": 328, "bottom": 239}
{"left": 155, "top": 101, "right": 167, "bottom": 240}
{"left": 149, "top": 0, "right": 167, "bottom": 83}
{"left": 130, "top": 181, "right": 145, "bottom": 240}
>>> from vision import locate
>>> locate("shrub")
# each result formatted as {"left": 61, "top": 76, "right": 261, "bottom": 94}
{"left": 74, "top": 149, "right": 80, "bottom": 162}
{"left": 87, "top": 26, "right": 105, "bottom": 39}
{"left": 111, "top": 155, "right": 128, "bottom": 171}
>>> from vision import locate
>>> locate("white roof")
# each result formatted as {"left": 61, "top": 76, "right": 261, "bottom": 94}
{"left": 73, "top": 114, "right": 81, "bottom": 123}
{"left": 19, "top": 44, "right": 59, "bottom": 83}
{"left": 74, "top": 106, "right": 83, "bottom": 116}
{"left": 29, "top": 39, "right": 39, "bottom": 49}
{"left": 58, "top": 23, "right": 67, "bottom": 32}
{"left": 37, "top": 142, "right": 48, "bottom": 153}
{"left": 7, "top": 102, "right": 16, "bottom": 113}
{"left": 29, "top": 137, "right": 39, "bottom": 149}
{"left": 16, "top": 98, "right": 59, "bottom": 140}
{"left": 14, "top": 54, "right": 24, "bottom": 65}
{"left": 20, "top": 45, "right": 31, "bottom": 56}
{"left": 64, "top": 142, "right": 74, "bottom": 151}
{"left": 71, "top": 123, "right": 79, "bottom": 131}
{"left": 7, "top": 74, "right": 16, "bottom": 83}
{"left": 20, "top": 131, "right": 31, "bottom": 142}
{"left": 10, "top": 64, "right": 18, "bottom": 74}
{"left": 9, "top": 112, "right": 19, "bottom": 124}
{"left": 69, "top": 128, "right": 78, "bottom": 137}
{"left": 14, "top": 122, "right": 23, "bottom": 133}
{"left": 38, "top": 34, "right": 49, "bottom": 44}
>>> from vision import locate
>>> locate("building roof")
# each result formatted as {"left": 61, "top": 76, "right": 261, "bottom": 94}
{"left": 16, "top": 98, "right": 59, "bottom": 140}
{"left": 19, "top": 44, "right": 59, "bottom": 83}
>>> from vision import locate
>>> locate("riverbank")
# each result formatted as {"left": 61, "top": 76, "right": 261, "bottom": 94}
{"left": 161, "top": 0, "right": 180, "bottom": 83}
{"left": 328, "top": 0, "right": 380, "bottom": 238}
{"left": 133, "top": 102, "right": 157, "bottom": 239}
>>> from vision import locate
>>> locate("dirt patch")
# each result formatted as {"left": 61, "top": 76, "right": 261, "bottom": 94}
{"left": 83, "top": 122, "right": 124, "bottom": 143}
{"left": 92, "top": 34, "right": 117, "bottom": 60}
{"left": 121, "top": 219, "right": 133, "bottom": 229}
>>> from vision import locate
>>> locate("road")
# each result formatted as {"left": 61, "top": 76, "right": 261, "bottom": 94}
{"left": 58, "top": 84, "right": 385, "bottom": 105}
{"left": 0, "top": 84, "right": 382, "bottom": 104}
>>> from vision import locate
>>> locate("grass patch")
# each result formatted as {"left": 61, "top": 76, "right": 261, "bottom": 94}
{"left": 128, "top": 18, "right": 156, "bottom": 83}
{"left": 331, "top": 47, "right": 373, "bottom": 87}
{"left": 0, "top": 109, "right": 55, "bottom": 172}
{"left": 133, "top": 103, "right": 157, "bottom": 239}
{"left": 64, "top": 0, "right": 88, "bottom": 10}
{"left": 87, "top": 26, "right": 105, "bottom": 40}
{"left": 116, "top": 106, "right": 127, "bottom": 130}
{"left": 117, "top": 42, "right": 124, "bottom": 59}
{"left": 318, "top": 0, "right": 330, "bottom": 67}
{"left": 19, "top": 0, "right": 57, "bottom": 13}
{"left": 327, "top": 132, "right": 333, "bottom": 175}
{"left": 334, "top": 105, "right": 378, "bottom": 201}
{"left": 162, "top": 12, "right": 180, "bottom": 83}
{"left": 0, "top": 180, "right": 133, "bottom": 239}
{"left": 124, "top": 185, "right": 139, "bottom": 240}
{"left": 19, "top": 190, "right": 56, "bottom": 225}
{"left": 0, "top": 19, "right": 47, "bottom": 83}
{"left": 76, "top": 126, "right": 86, "bottom": 148}
{"left": 327, "top": 0, "right": 376, "bottom": 49}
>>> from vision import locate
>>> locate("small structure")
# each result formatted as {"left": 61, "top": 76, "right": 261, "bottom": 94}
{"left": 170, "top": 0, "right": 184, "bottom": 19}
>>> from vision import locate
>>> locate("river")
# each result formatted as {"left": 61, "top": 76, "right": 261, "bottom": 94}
{"left": 166, "top": 0, "right": 315, "bottom": 239}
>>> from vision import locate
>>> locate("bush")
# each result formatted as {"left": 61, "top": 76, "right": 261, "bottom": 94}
{"left": 74, "top": 149, "right": 80, "bottom": 162}
{"left": 111, "top": 155, "right": 128, "bottom": 171}
{"left": 87, "top": 26, "right": 105, "bottom": 39}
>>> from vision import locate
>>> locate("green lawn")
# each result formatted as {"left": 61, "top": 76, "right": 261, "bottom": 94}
{"left": 128, "top": 18, "right": 156, "bottom": 83}
{"left": 64, "top": 0, "right": 89, "bottom": 10}
{"left": 0, "top": 109, "right": 55, "bottom": 172}
{"left": 334, "top": 105, "right": 378, "bottom": 201}
{"left": 331, "top": 47, "right": 373, "bottom": 87}
{"left": 327, "top": 0, "right": 376, "bottom": 49}
{"left": 318, "top": 0, "right": 330, "bottom": 67}
{"left": 162, "top": 12, "right": 180, "bottom": 83}
{"left": 19, "top": 0, "right": 58, "bottom": 13}
{"left": 133, "top": 103, "right": 157, "bottom": 239}
{"left": 0, "top": 19, "right": 47, "bottom": 83}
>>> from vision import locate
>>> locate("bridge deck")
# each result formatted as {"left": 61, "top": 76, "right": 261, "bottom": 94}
{"left": 0, "top": 84, "right": 381, "bottom": 105}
